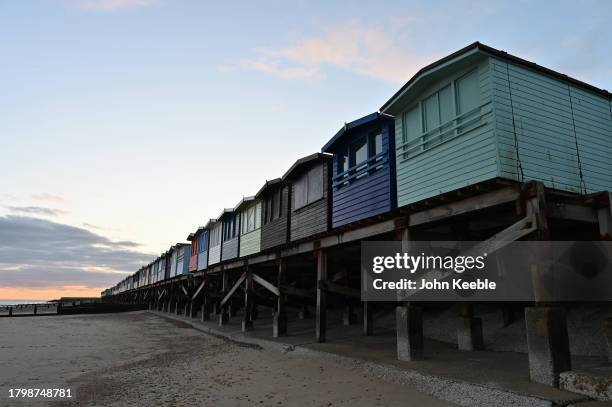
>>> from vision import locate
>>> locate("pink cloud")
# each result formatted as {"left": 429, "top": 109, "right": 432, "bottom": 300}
{"left": 239, "top": 59, "right": 321, "bottom": 81}
{"left": 239, "top": 22, "right": 437, "bottom": 84}
{"left": 31, "top": 193, "right": 65, "bottom": 203}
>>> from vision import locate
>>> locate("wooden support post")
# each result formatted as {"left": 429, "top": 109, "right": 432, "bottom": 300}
{"left": 524, "top": 183, "right": 571, "bottom": 387}
{"left": 502, "top": 306, "right": 516, "bottom": 327}
{"left": 342, "top": 267, "right": 357, "bottom": 326}
{"left": 606, "top": 318, "right": 612, "bottom": 363}
{"left": 219, "top": 270, "right": 229, "bottom": 326}
{"left": 242, "top": 271, "right": 253, "bottom": 332}
{"left": 273, "top": 259, "right": 287, "bottom": 338}
{"left": 457, "top": 303, "right": 483, "bottom": 351}
{"left": 363, "top": 301, "right": 373, "bottom": 336}
{"left": 525, "top": 307, "right": 571, "bottom": 387}
{"left": 396, "top": 303, "right": 424, "bottom": 361}
{"left": 33, "top": 305, "right": 38, "bottom": 316}
{"left": 298, "top": 304, "right": 310, "bottom": 319}
{"left": 598, "top": 192, "right": 612, "bottom": 239}
{"left": 395, "top": 226, "right": 424, "bottom": 361}
{"left": 201, "top": 295, "right": 210, "bottom": 321}
{"left": 57, "top": 303, "right": 62, "bottom": 315}
{"left": 316, "top": 249, "right": 328, "bottom": 343}
{"left": 8, "top": 306, "right": 13, "bottom": 317}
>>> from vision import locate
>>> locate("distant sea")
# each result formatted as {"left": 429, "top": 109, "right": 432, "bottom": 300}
{"left": 0, "top": 300, "right": 52, "bottom": 306}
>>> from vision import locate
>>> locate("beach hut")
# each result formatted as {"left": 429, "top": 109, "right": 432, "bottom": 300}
{"left": 220, "top": 208, "right": 240, "bottom": 262}
{"left": 255, "top": 178, "right": 290, "bottom": 251}
{"left": 321, "top": 113, "right": 397, "bottom": 228}
{"left": 187, "top": 232, "right": 198, "bottom": 272}
{"left": 188, "top": 227, "right": 210, "bottom": 272}
{"left": 206, "top": 219, "right": 222, "bottom": 266}
{"left": 380, "top": 42, "right": 612, "bottom": 208}
{"left": 163, "top": 252, "right": 171, "bottom": 280}
{"left": 169, "top": 246, "right": 178, "bottom": 277}
{"left": 235, "top": 196, "right": 262, "bottom": 257}
{"left": 174, "top": 243, "right": 191, "bottom": 276}
{"left": 282, "top": 153, "right": 333, "bottom": 242}
{"left": 151, "top": 258, "right": 159, "bottom": 283}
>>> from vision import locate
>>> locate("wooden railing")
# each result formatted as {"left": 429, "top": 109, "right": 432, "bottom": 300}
{"left": 332, "top": 152, "right": 388, "bottom": 190}
{"left": 395, "top": 100, "right": 493, "bottom": 164}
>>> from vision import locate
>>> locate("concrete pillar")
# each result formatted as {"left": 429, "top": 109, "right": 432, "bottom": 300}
{"left": 363, "top": 301, "right": 374, "bottom": 336}
{"left": 396, "top": 304, "right": 424, "bottom": 361}
{"left": 316, "top": 249, "right": 328, "bottom": 343}
{"left": 525, "top": 307, "right": 571, "bottom": 387}
{"left": 273, "top": 260, "right": 287, "bottom": 338}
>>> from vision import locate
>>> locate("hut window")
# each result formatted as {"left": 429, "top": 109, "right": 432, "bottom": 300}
{"left": 210, "top": 224, "right": 221, "bottom": 246}
{"left": 198, "top": 233, "right": 207, "bottom": 252}
{"left": 295, "top": 165, "right": 324, "bottom": 210}
{"left": 403, "top": 106, "right": 421, "bottom": 145}
{"left": 294, "top": 177, "right": 307, "bottom": 209}
{"left": 243, "top": 203, "right": 260, "bottom": 233}
{"left": 223, "top": 216, "right": 237, "bottom": 241}
{"left": 339, "top": 152, "right": 349, "bottom": 174}
{"left": 351, "top": 137, "right": 368, "bottom": 167}
{"left": 273, "top": 189, "right": 281, "bottom": 219}
{"left": 456, "top": 69, "right": 479, "bottom": 114}
{"left": 371, "top": 132, "right": 383, "bottom": 157}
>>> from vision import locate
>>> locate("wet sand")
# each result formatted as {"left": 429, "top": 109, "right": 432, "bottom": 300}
{"left": 0, "top": 311, "right": 453, "bottom": 406}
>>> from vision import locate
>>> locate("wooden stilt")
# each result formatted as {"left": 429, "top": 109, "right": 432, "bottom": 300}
{"left": 363, "top": 301, "right": 373, "bottom": 336}
{"left": 316, "top": 249, "right": 328, "bottom": 343}
{"left": 242, "top": 269, "right": 253, "bottom": 332}
{"left": 273, "top": 259, "right": 287, "bottom": 337}
{"left": 219, "top": 270, "right": 230, "bottom": 325}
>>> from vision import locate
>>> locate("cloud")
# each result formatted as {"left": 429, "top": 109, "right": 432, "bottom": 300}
{"left": 0, "top": 216, "right": 153, "bottom": 291}
{"left": 31, "top": 193, "right": 65, "bottom": 203}
{"left": 238, "top": 21, "right": 435, "bottom": 84}
{"left": 72, "top": 0, "right": 158, "bottom": 12}
{"left": 239, "top": 59, "right": 321, "bottom": 80}
{"left": 7, "top": 206, "right": 67, "bottom": 216}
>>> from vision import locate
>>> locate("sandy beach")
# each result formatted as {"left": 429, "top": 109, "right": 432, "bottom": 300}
{"left": 0, "top": 311, "right": 453, "bottom": 406}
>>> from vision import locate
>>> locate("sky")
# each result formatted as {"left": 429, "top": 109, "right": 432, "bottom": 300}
{"left": 1, "top": 0, "right": 611, "bottom": 300}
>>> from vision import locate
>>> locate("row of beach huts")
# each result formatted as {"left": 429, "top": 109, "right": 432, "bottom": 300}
{"left": 103, "top": 41, "right": 612, "bottom": 297}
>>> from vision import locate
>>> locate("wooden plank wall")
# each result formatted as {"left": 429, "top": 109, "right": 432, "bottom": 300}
{"left": 260, "top": 185, "right": 290, "bottom": 251}
{"left": 394, "top": 58, "right": 498, "bottom": 207}
{"left": 492, "top": 57, "right": 612, "bottom": 194}
{"left": 289, "top": 161, "right": 331, "bottom": 242}
{"left": 331, "top": 120, "right": 396, "bottom": 228}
